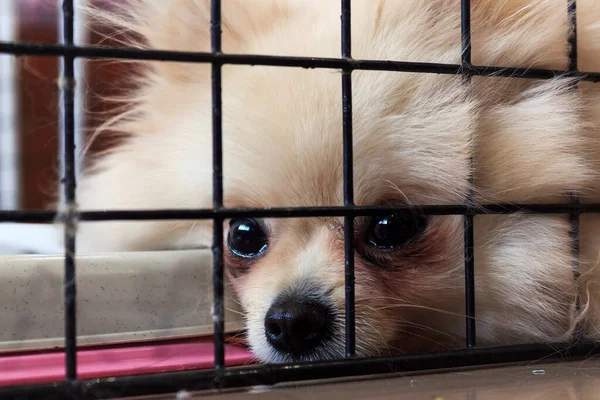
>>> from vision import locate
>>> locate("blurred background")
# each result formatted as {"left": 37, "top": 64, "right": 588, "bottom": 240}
{"left": 1, "top": 0, "right": 135, "bottom": 211}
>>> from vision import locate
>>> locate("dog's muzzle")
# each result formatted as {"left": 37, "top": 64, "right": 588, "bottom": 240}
{"left": 263, "top": 293, "right": 333, "bottom": 359}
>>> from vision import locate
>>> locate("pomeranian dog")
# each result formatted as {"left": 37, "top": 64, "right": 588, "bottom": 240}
{"left": 68, "top": 0, "right": 600, "bottom": 363}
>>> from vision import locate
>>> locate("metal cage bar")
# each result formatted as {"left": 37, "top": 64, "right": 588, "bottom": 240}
{"left": 210, "top": 0, "right": 226, "bottom": 375}
{"left": 3, "top": 342, "right": 600, "bottom": 400}
{"left": 568, "top": 0, "right": 577, "bottom": 72}
{"left": 341, "top": 0, "right": 356, "bottom": 359}
{"left": 1, "top": 41, "right": 600, "bottom": 81}
{"left": 59, "top": 0, "right": 78, "bottom": 385}
{"left": 5, "top": 202, "right": 600, "bottom": 223}
{"left": 461, "top": 0, "right": 476, "bottom": 349}
{"left": 567, "top": 0, "right": 583, "bottom": 342}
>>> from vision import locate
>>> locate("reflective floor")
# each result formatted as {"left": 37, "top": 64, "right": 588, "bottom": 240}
{"left": 135, "top": 359, "right": 600, "bottom": 400}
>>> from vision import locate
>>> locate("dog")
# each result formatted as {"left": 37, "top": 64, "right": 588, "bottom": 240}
{"left": 66, "top": 0, "right": 600, "bottom": 363}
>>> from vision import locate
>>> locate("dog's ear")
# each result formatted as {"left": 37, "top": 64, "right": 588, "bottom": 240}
{"left": 89, "top": 0, "right": 294, "bottom": 81}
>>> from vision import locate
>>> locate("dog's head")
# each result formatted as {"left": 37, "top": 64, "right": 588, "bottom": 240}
{"left": 79, "top": 0, "right": 596, "bottom": 363}
{"left": 218, "top": 64, "right": 474, "bottom": 362}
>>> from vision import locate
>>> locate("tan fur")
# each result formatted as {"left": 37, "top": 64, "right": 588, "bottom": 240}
{"left": 65, "top": 0, "right": 600, "bottom": 362}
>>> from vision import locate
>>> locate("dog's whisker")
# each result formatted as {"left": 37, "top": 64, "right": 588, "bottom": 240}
{"left": 394, "top": 320, "right": 457, "bottom": 338}
{"left": 364, "top": 303, "right": 468, "bottom": 319}
{"left": 226, "top": 307, "right": 245, "bottom": 316}
{"left": 394, "top": 329, "right": 454, "bottom": 350}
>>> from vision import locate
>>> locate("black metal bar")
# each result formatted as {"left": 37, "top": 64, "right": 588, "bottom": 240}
{"left": 60, "top": 0, "right": 78, "bottom": 385}
{"left": 3, "top": 341, "right": 600, "bottom": 400}
{"left": 463, "top": 213, "right": 476, "bottom": 347}
{"left": 567, "top": 0, "right": 583, "bottom": 343}
{"left": 7, "top": 203, "right": 600, "bottom": 224}
{"left": 568, "top": 0, "right": 577, "bottom": 72}
{"left": 461, "top": 0, "right": 472, "bottom": 71}
{"left": 2, "top": 41, "right": 600, "bottom": 82}
{"left": 341, "top": 0, "right": 356, "bottom": 359}
{"left": 210, "top": 0, "right": 225, "bottom": 375}
{"left": 341, "top": 0, "right": 352, "bottom": 56}
{"left": 461, "top": 0, "right": 476, "bottom": 348}
{"left": 570, "top": 195, "right": 581, "bottom": 313}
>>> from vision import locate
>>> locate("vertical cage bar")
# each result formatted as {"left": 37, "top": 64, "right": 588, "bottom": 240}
{"left": 341, "top": 0, "right": 356, "bottom": 358}
{"left": 464, "top": 213, "right": 476, "bottom": 348}
{"left": 567, "top": 0, "right": 582, "bottom": 341}
{"left": 568, "top": 0, "right": 577, "bottom": 72}
{"left": 60, "top": 0, "right": 78, "bottom": 382}
{"left": 461, "top": 0, "right": 472, "bottom": 71}
{"left": 211, "top": 0, "right": 225, "bottom": 373}
{"left": 0, "top": 0, "right": 19, "bottom": 210}
{"left": 461, "top": 0, "right": 476, "bottom": 348}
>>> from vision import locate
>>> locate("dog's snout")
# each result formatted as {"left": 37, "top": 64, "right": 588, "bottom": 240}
{"left": 264, "top": 298, "right": 330, "bottom": 357}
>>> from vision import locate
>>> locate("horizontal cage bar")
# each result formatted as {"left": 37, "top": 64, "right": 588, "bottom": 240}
{"left": 1, "top": 42, "right": 600, "bottom": 81}
{"left": 2, "top": 341, "right": 600, "bottom": 400}
{"left": 3, "top": 203, "right": 600, "bottom": 223}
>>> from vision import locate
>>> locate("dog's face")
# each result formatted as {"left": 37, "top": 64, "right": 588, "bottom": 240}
{"left": 77, "top": 0, "right": 599, "bottom": 363}
{"left": 218, "top": 67, "right": 579, "bottom": 362}
{"left": 219, "top": 65, "right": 472, "bottom": 361}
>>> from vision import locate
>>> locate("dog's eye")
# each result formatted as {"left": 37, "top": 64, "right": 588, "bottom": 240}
{"left": 366, "top": 214, "right": 427, "bottom": 250}
{"left": 227, "top": 218, "right": 268, "bottom": 258}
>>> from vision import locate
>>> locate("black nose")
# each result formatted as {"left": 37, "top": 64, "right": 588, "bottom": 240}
{"left": 264, "top": 298, "right": 330, "bottom": 357}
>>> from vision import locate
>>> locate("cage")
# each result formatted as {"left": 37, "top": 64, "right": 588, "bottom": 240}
{"left": 1, "top": 0, "right": 600, "bottom": 399}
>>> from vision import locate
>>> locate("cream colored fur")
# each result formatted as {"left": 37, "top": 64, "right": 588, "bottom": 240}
{"left": 66, "top": 0, "right": 600, "bottom": 362}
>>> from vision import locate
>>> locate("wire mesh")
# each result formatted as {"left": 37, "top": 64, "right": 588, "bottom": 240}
{"left": 0, "top": 0, "right": 598, "bottom": 399}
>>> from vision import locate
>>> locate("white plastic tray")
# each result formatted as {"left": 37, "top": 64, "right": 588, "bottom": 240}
{"left": 0, "top": 249, "right": 244, "bottom": 352}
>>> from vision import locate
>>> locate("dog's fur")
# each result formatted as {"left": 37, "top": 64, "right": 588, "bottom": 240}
{"left": 67, "top": 0, "right": 600, "bottom": 363}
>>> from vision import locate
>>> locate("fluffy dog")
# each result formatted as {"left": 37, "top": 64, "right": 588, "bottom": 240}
{"left": 68, "top": 0, "right": 600, "bottom": 363}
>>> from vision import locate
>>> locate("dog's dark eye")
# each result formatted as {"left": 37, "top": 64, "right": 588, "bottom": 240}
{"left": 228, "top": 218, "right": 268, "bottom": 258}
{"left": 366, "top": 214, "right": 427, "bottom": 250}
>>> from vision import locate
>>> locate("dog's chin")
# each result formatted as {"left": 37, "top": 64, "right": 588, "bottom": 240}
{"left": 250, "top": 337, "right": 347, "bottom": 364}
{"left": 247, "top": 319, "right": 348, "bottom": 364}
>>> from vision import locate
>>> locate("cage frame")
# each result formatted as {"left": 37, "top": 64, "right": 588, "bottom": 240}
{"left": 1, "top": 0, "right": 600, "bottom": 399}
